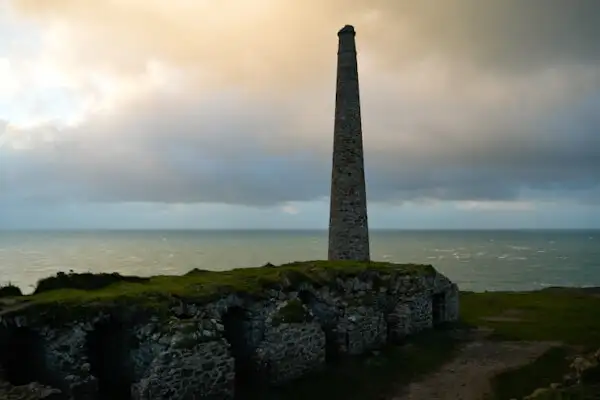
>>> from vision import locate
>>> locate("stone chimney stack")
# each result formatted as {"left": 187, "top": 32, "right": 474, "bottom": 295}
{"left": 328, "top": 25, "right": 370, "bottom": 261}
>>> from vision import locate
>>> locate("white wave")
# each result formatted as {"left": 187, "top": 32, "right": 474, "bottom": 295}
{"left": 509, "top": 246, "right": 531, "bottom": 250}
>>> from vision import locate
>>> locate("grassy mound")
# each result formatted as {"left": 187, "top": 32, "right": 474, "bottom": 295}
{"left": 0, "top": 261, "right": 435, "bottom": 322}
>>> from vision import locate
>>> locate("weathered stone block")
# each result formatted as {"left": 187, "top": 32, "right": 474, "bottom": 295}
{"left": 254, "top": 322, "right": 325, "bottom": 385}
{"left": 407, "top": 295, "right": 433, "bottom": 333}
{"left": 444, "top": 284, "right": 460, "bottom": 322}
{"left": 339, "top": 306, "right": 387, "bottom": 355}
{"left": 387, "top": 303, "right": 411, "bottom": 342}
{"left": 132, "top": 339, "right": 234, "bottom": 400}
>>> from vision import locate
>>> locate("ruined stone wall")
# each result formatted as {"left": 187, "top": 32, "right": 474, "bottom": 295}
{"left": 338, "top": 306, "right": 387, "bottom": 355}
{"left": 133, "top": 339, "right": 234, "bottom": 400}
{"left": 445, "top": 284, "right": 460, "bottom": 322}
{"left": 0, "top": 269, "right": 459, "bottom": 400}
{"left": 387, "top": 303, "right": 412, "bottom": 342}
{"left": 407, "top": 295, "right": 433, "bottom": 333}
{"left": 254, "top": 323, "right": 325, "bottom": 385}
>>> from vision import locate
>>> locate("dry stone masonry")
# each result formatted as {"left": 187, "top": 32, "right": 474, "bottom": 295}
{"left": 0, "top": 262, "right": 459, "bottom": 400}
{"left": 328, "top": 24, "right": 370, "bottom": 261}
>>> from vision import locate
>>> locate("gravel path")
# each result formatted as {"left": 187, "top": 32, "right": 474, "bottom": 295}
{"left": 392, "top": 338, "right": 561, "bottom": 400}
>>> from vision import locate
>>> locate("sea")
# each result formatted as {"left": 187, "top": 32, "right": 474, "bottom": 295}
{"left": 0, "top": 230, "right": 598, "bottom": 294}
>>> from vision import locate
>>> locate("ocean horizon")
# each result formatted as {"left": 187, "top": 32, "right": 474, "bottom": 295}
{"left": 0, "top": 229, "right": 598, "bottom": 294}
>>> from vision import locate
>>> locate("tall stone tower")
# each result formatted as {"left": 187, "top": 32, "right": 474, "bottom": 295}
{"left": 328, "top": 25, "right": 370, "bottom": 261}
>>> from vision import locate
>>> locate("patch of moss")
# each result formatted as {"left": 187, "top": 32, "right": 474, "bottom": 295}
{"left": 0, "top": 261, "right": 434, "bottom": 324}
{"left": 0, "top": 283, "right": 22, "bottom": 298}
{"left": 272, "top": 299, "right": 310, "bottom": 325}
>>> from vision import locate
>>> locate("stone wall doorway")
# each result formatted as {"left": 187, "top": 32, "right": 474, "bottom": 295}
{"left": 432, "top": 293, "right": 446, "bottom": 326}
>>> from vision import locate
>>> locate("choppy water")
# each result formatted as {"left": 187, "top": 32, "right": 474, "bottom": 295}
{"left": 0, "top": 230, "right": 598, "bottom": 294}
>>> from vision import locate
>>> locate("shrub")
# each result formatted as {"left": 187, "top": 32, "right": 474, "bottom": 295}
{"left": 184, "top": 268, "right": 212, "bottom": 276}
{"left": 33, "top": 271, "right": 150, "bottom": 294}
{"left": 0, "top": 283, "right": 23, "bottom": 298}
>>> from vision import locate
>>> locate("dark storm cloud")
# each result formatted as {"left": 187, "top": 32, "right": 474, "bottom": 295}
{"left": 362, "top": 0, "right": 600, "bottom": 74}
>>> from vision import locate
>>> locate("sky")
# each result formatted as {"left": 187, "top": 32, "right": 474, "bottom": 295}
{"left": 0, "top": 0, "right": 599, "bottom": 230}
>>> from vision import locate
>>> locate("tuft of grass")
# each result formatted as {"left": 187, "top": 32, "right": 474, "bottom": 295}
{"left": 0, "top": 283, "right": 22, "bottom": 298}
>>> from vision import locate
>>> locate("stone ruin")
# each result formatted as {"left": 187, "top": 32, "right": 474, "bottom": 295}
{"left": 0, "top": 263, "right": 459, "bottom": 399}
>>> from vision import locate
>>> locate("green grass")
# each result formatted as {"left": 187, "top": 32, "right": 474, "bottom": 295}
{"left": 490, "top": 347, "right": 572, "bottom": 400}
{"left": 0, "top": 261, "right": 435, "bottom": 323}
{"left": 460, "top": 289, "right": 600, "bottom": 400}
{"left": 247, "top": 325, "right": 463, "bottom": 400}
{"left": 460, "top": 289, "right": 600, "bottom": 348}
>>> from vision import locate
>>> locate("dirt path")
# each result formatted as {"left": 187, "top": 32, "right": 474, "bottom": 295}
{"left": 392, "top": 334, "right": 561, "bottom": 400}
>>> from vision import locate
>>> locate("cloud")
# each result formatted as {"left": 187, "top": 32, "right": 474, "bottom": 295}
{"left": 454, "top": 201, "right": 537, "bottom": 212}
{"left": 281, "top": 204, "right": 300, "bottom": 215}
{"left": 1, "top": 0, "right": 600, "bottom": 210}
{"left": 11, "top": 0, "right": 600, "bottom": 82}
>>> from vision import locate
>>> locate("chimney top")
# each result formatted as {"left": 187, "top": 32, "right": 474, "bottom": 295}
{"left": 337, "top": 25, "right": 355, "bottom": 36}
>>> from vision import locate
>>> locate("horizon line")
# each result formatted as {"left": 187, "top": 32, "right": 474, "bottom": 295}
{"left": 1, "top": 228, "right": 598, "bottom": 232}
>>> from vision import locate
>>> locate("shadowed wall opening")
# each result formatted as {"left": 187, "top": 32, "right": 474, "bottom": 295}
{"left": 222, "top": 306, "right": 254, "bottom": 396}
{"left": 0, "top": 326, "right": 54, "bottom": 387}
{"left": 297, "top": 290, "right": 340, "bottom": 362}
{"left": 432, "top": 293, "right": 446, "bottom": 326}
{"left": 85, "top": 318, "right": 134, "bottom": 400}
